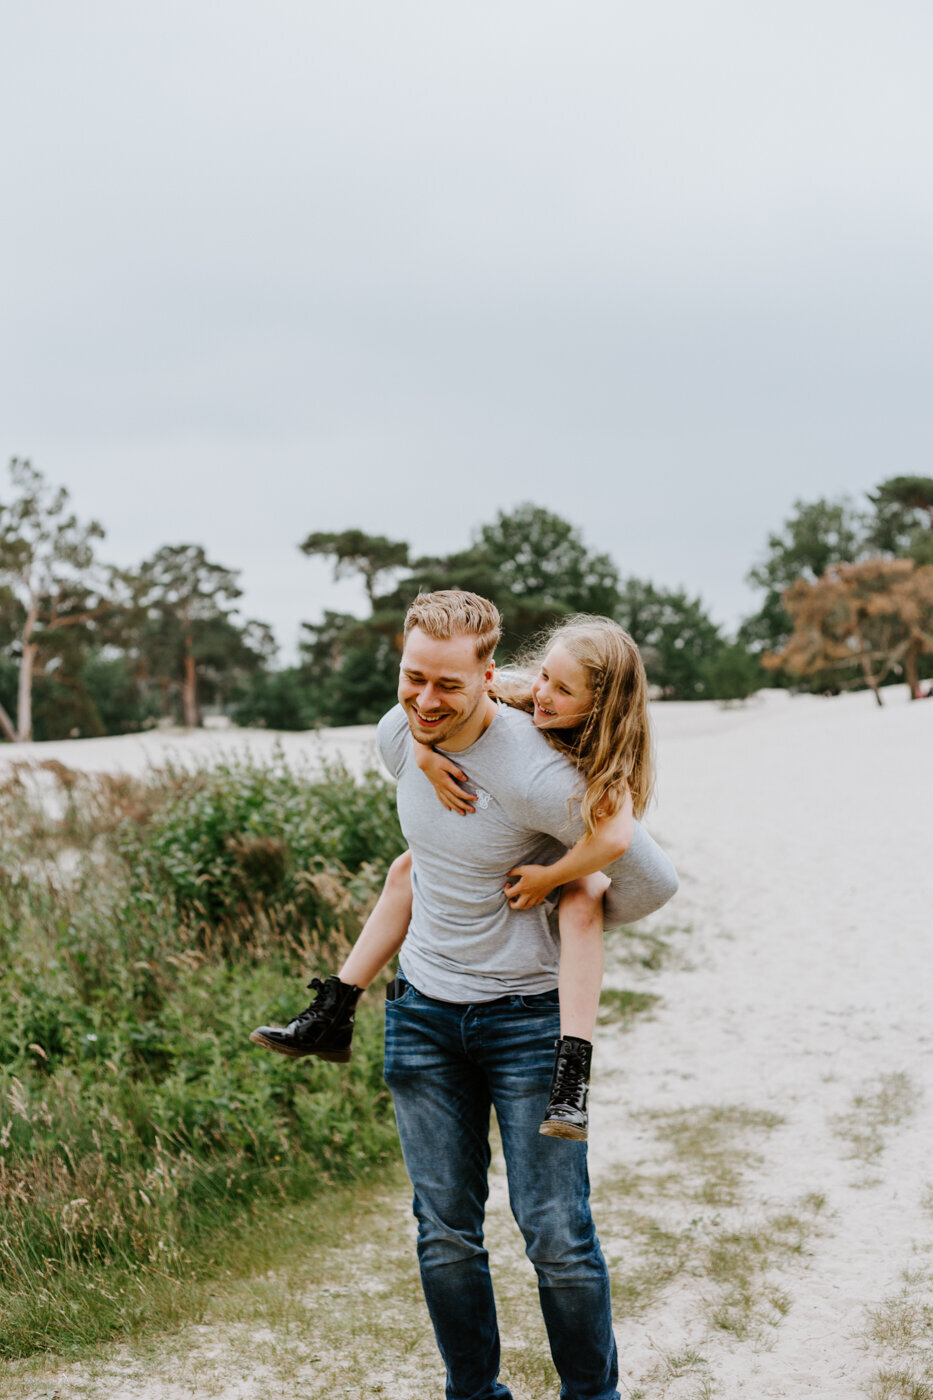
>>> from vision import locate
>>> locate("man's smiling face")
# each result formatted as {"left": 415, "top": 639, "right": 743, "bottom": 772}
{"left": 398, "top": 626, "right": 495, "bottom": 751}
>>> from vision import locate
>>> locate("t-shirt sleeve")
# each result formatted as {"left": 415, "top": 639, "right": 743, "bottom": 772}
{"left": 376, "top": 705, "right": 410, "bottom": 780}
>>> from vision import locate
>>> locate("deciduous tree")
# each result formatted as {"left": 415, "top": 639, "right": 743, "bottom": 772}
{"left": 616, "top": 577, "right": 725, "bottom": 699}
{"left": 474, "top": 504, "right": 620, "bottom": 611}
{"left": 741, "top": 496, "right": 866, "bottom": 656}
{"left": 764, "top": 558, "right": 933, "bottom": 704}
{"left": 0, "top": 458, "right": 108, "bottom": 741}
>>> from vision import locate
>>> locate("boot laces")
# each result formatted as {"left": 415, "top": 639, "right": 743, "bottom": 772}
{"left": 292, "top": 977, "right": 335, "bottom": 1028}
{"left": 553, "top": 1048, "right": 587, "bottom": 1099}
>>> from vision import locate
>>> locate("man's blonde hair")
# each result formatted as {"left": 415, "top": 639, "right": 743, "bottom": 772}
{"left": 403, "top": 590, "right": 503, "bottom": 663}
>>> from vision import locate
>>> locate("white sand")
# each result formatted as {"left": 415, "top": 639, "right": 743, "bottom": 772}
{"left": 6, "top": 688, "right": 932, "bottom": 1397}
{"left": 597, "top": 686, "right": 933, "bottom": 1395}
{"left": 0, "top": 721, "right": 386, "bottom": 783}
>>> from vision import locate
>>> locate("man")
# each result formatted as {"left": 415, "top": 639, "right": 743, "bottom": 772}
{"left": 254, "top": 588, "right": 677, "bottom": 1397}
{"left": 380, "top": 590, "right": 676, "bottom": 1400}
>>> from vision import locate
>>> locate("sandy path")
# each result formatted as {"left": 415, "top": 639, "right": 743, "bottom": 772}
{"left": 5, "top": 689, "right": 932, "bottom": 1398}
{"left": 598, "top": 687, "right": 933, "bottom": 1396}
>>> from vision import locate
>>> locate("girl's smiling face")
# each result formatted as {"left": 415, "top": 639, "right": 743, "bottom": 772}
{"left": 531, "top": 642, "right": 594, "bottom": 730}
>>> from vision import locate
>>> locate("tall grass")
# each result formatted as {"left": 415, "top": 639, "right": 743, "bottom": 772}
{"left": 0, "top": 755, "right": 406, "bottom": 1359}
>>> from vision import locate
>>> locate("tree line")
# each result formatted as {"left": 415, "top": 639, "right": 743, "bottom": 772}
{"left": 0, "top": 459, "right": 273, "bottom": 741}
{"left": 1, "top": 458, "right": 931, "bottom": 741}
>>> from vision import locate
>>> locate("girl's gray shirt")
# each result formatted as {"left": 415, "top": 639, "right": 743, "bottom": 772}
{"left": 378, "top": 701, "right": 678, "bottom": 1004}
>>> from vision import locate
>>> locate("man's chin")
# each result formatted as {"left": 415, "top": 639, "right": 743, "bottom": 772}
{"left": 406, "top": 712, "right": 454, "bottom": 743}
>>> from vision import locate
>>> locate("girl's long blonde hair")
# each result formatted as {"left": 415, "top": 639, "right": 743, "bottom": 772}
{"left": 493, "top": 616, "right": 655, "bottom": 835}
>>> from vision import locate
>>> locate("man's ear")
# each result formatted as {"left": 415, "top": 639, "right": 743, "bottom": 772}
{"left": 483, "top": 658, "right": 496, "bottom": 691}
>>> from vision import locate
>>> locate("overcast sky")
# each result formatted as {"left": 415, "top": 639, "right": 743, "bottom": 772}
{"left": 3, "top": 2, "right": 931, "bottom": 660}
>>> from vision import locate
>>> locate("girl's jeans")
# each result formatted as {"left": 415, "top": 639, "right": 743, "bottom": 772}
{"left": 384, "top": 979, "right": 620, "bottom": 1400}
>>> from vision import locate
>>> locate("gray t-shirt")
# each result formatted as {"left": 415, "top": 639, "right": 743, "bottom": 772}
{"left": 377, "top": 701, "right": 678, "bottom": 1003}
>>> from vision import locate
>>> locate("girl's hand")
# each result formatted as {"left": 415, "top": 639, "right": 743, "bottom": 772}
{"left": 504, "top": 864, "right": 556, "bottom": 909}
{"left": 412, "top": 744, "right": 477, "bottom": 814}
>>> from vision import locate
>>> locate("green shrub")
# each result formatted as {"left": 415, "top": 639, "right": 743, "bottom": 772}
{"left": 117, "top": 755, "right": 404, "bottom": 943}
{"left": 0, "top": 757, "right": 405, "bottom": 1358}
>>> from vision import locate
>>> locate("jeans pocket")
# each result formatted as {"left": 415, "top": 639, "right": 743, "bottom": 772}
{"left": 517, "top": 988, "right": 561, "bottom": 1010}
{"left": 386, "top": 975, "right": 419, "bottom": 1008}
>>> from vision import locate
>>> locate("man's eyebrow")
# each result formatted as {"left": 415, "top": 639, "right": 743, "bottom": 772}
{"left": 401, "top": 667, "right": 465, "bottom": 685}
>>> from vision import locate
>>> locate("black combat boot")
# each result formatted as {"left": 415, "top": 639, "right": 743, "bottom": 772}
{"left": 249, "top": 976, "right": 363, "bottom": 1062}
{"left": 538, "top": 1036, "right": 593, "bottom": 1141}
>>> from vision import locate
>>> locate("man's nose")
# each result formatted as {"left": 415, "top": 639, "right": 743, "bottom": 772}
{"left": 420, "top": 683, "right": 441, "bottom": 708}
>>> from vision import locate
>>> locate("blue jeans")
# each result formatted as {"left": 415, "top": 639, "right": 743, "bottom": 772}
{"left": 384, "top": 979, "right": 619, "bottom": 1400}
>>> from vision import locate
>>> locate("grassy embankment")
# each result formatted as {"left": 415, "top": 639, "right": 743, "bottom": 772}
{"left": 0, "top": 754, "right": 406, "bottom": 1360}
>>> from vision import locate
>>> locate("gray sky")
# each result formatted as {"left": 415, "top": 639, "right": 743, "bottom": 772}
{"left": 3, "top": 1, "right": 931, "bottom": 660}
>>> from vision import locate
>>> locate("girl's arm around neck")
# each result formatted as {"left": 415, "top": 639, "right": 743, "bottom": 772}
{"left": 412, "top": 741, "right": 478, "bottom": 815}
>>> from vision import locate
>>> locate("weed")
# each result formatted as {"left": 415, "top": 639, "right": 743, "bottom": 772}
{"left": 860, "top": 1268, "right": 933, "bottom": 1400}
{"left": 599, "top": 988, "right": 661, "bottom": 1026}
{"left": 598, "top": 1103, "right": 820, "bottom": 1353}
{"left": 608, "top": 924, "right": 680, "bottom": 973}
{"left": 661, "top": 1345, "right": 708, "bottom": 1376}
{"left": 832, "top": 1071, "right": 921, "bottom": 1170}
{"left": 649, "top": 1104, "right": 785, "bottom": 1209}
{"left": 867, "top": 1289, "right": 933, "bottom": 1351}
{"left": 866, "top": 1371, "right": 933, "bottom": 1400}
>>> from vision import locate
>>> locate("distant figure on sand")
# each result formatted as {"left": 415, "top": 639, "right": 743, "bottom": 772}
{"left": 252, "top": 591, "right": 677, "bottom": 1400}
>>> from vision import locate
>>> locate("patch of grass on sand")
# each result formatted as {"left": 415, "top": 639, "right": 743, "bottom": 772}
{"left": 5, "top": 1101, "right": 827, "bottom": 1400}
{"left": 596, "top": 1104, "right": 824, "bottom": 1347}
{"left": 650, "top": 1105, "right": 785, "bottom": 1209}
{"left": 861, "top": 1269, "right": 933, "bottom": 1400}
{"left": 832, "top": 1072, "right": 921, "bottom": 1179}
{"left": 0, "top": 1166, "right": 435, "bottom": 1400}
{"left": 636, "top": 1343, "right": 720, "bottom": 1399}
{"left": 608, "top": 923, "right": 683, "bottom": 974}
{"left": 598, "top": 987, "right": 661, "bottom": 1026}
{"left": 867, "top": 1375, "right": 933, "bottom": 1400}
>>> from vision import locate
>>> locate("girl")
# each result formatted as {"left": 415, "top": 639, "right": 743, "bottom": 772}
{"left": 250, "top": 616, "right": 655, "bottom": 1142}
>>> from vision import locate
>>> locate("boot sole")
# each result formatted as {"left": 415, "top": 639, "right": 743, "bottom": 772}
{"left": 249, "top": 1030, "right": 352, "bottom": 1063}
{"left": 539, "top": 1121, "right": 588, "bottom": 1141}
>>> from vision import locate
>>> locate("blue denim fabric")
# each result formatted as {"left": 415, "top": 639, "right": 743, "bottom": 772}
{"left": 384, "top": 979, "right": 620, "bottom": 1400}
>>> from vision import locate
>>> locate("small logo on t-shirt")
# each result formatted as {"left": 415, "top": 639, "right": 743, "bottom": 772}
{"left": 474, "top": 787, "right": 491, "bottom": 810}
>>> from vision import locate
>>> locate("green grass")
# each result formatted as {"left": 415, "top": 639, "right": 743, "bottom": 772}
{"left": 598, "top": 987, "right": 661, "bottom": 1026}
{"left": 649, "top": 1105, "right": 785, "bottom": 1209}
{"left": 831, "top": 1071, "right": 921, "bottom": 1181}
{"left": 0, "top": 1167, "right": 429, "bottom": 1399}
{"left": 596, "top": 1102, "right": 823, "bottom": 1346}
{"left": 0, "top": 756, "right": 406, "bottom": 1361}
{"left": 861, "top": 1269, "right": 933, "bottom": 1400}
{"left": 608, "top": 922, "right": 683, "bottom": 974}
